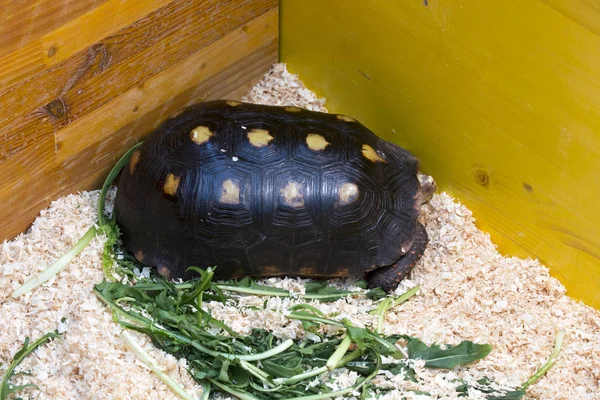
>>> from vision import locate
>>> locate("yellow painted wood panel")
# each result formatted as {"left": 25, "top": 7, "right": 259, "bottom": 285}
{"left": 281, "top": 0, "right": 600, "bottom": 308}
{"left": 541, "top": 0, "right": 600, "bottom": 36}
{"left": 0, "top": 0, "right": 278, "bottom": 241}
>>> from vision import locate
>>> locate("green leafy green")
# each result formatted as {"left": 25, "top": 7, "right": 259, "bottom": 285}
{"left": 0, "top": 331, "right": 60, "bottom": 400}
{"left": 93, "top": 269, "right": 423, "bottom": 399}
{"left": 120, "top": 330, "right": 197, "bottom": 400}
{"left": 344, "top": 323, "right": 403, "bottom": 358}
{"left": 303, "top": 281, "right": 355, "bottom": 301}
{"left": 218, "top": 277, "right": 364, "bottom": 302}
{"left": 94, "top": 258, "right": 539, "bottom": 400}
{"left": 369, "top": 285, "right": 420, "bottom": 333}
{"left": 402, "top": 336, "right": 492, "bottom": 369}
{"left": 217, "top": 276, "right": 291, "bottom": 298}
{"left": 519, "top": 330, "right": 564, "bottom": 390}
{"left": 455, "top": 377, "right": 526, "bottom": 399}
{"left": 487, "top": 391, "right": 527, "bottom": 400}
{"left": 365, "top": 287, "right": 387, "bottom": 300}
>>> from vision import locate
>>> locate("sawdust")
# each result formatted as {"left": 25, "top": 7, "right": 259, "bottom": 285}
{"left": 0, "top": 64, "right": 598, "bottom": 399}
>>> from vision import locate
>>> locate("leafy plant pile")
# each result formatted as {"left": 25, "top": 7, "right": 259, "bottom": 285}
{"left": 2, "top": 143, "right": 565, "bottom": 399}
{"left": 93, "top": 257, "right": 505, "bottom": 400}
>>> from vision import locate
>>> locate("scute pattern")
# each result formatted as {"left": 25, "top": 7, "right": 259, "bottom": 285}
{"left": 114, "top": 100, "right": 422, "bottom": 280}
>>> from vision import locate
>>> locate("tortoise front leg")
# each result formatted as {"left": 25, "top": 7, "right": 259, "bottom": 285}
{"left": 366, "top": 222, "right": 428, "bottom": 292}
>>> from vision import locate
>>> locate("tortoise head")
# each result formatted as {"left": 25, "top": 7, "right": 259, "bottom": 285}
{"left": 417, "top": 173, "right": 436, "bottom": 205}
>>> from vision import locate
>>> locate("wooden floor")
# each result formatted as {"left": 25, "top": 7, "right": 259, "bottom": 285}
{"left": 0, "top": 0, "right": 279, "bottom": 241}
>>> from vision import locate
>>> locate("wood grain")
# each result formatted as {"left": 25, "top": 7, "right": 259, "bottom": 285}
{"left": 281, "top": 0, "right": 600, "bottom": 308}
{"left": 0, "top": 0, "right": 106, "bottom": 57}
{"left": 0, "top": 0, "right": 278, "bottom": 241}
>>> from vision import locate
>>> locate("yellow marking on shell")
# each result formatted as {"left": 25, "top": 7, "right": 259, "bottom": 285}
{"left": 134, "top": 250, "right": 144, "bottom": 262}
{"left": 335, "top": 267, "right": 350, "bottom": 276}
{"left": 163, "top": 173, "right": 180, "bottom": 196}
{"left": 284, "top": 106, "right": 302, "bottom": 112}
{"left": 157, "top": 266, "right": 171, "bottom": 279}
{"left": 361, "top": 144, "right": 386, "bottom": 163}
{"left": 226, "top": 100, "right": 242, "bottom": 106}
{"left": 262, "top": 265, "right": 282, "bottom": 276}
{"left": 190, "top": 125, "right": 213, "bottom": 145}
{"left": 298, "top": 265, "right": 317, "bottom": 276}
{"left": 336, "top": 114, "right": 355, "bottom": 122}
{"left": 306, "top": 133, "right": 330, "bottom": 151}
{"left": 129, "top": 150, "right": 141, "bottom": 174}
{"left": 281, "top": 181, "right": 304, "bottom": 208}
{"left": 339, "top": 182, "right": 359, "bottom": 205}
{"left": 219, "top": 179, "right": 241, "bottom": 205}
{"left": 247, "top": 128, "right": 274, "bottom": 147}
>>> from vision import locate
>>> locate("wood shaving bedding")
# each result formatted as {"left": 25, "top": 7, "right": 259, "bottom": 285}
{"left": 0, "top": 64, "right": 598, "bottom": 399}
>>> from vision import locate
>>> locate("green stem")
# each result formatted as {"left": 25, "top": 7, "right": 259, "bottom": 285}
{"left": 97, "top": 142, "right": 143, "bottom": 227}
{"left": 120, "top": 331, "right": 196, "bottom": 400}
{"left": 196, "top": 294, "right": 203, "bottom": 326}
{"left": 180, "top": 268, "right": 214, "bottom": 305}
{"left": 217, "top": 359, "right": 231, "bottom": 383}
{"left": 215, "top": 285, "right": 292, "bottom": 298}
{"left": 283, "top": 354, "right": 381, "bottom": 400}
{"left": 239, "top": 360, "right": 279, "bottom": 388}
{"left": 106, "top": 282, "right": 196, "bottom": 292}
{"left": 94, "top": 286, "right": 152, "bottom": 327}
{"left": 369, "top": 285, "right": 420, "bottom": 334}
{"left": 326, "top": 334, "right": 351, "bottom": 371}
{"left": 337, "top": 348, "right": 365, "bottom": 366}
{"left": 207, "top": 378, "right": 261, "bottom": 400}
{"left": 10, "top": 226, "right": 98, "bottom": 299}
{"left": 273, "top": 366, "right": 328, "bottom": 386}
{"left": 8, "top": 141, "right": 143, "bottom": 300}
{"left": 199, "top": 382, "right": 211, "bottom": 400}
{"left": 389, "top": 284, "right": 420, "bottom": 308}
{"left": 235, "top": 339, "right": 295, "bottom": 361}
{"left": 286, "top": 313, "right": 345, "bottom": 328}
{"left": 216, "top": 285, "right": 364, "bottom": 301}
{"left": 301, "top": 293, "right": 357, "bottom": 301}
{"left": 520, "top": 330, "right": 565, "bottom": 390}
{"left": 0, "top": 331, "right": 59, "bottom": 399}
{"left": 374, "top": 298, "right": 392, "bottom": 334}
{"left": 274, "top": 346, "right": 364, "bottom": 386}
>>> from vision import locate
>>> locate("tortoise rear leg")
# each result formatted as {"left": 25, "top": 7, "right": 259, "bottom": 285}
{"left": 366, "top": 222, "right": 428, "bottom": 292}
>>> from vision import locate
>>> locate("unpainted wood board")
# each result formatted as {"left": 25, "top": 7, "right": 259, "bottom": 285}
{"left": 0, "top": 0, "right": 174, "bottom": 92}
{"left": 0, "top": 0, "right": 106, "bottom": 57}
{"left": 55, "top": 7, "right": 278, "bottom": 171}
{"left": 0, "top": 0, "right": 276, "bottom": 162}
{"left": 0, "top": 4, "right": 278, "bottom": 241}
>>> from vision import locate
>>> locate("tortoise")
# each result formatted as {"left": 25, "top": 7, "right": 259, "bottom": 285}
{"left": 114, "top": 100, "right": 435, "bottom": 291}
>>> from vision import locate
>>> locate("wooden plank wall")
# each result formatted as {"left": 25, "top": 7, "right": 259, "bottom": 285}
{"left": 280, "top": 0, "right": 600, "bottom": 308}
{"left": 0, "top": 0, "right": 278, "bottom": 241}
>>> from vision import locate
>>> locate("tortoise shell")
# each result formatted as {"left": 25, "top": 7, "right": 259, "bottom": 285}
{"left": 114, "top": 100, "right": 428, "bottom": 289}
